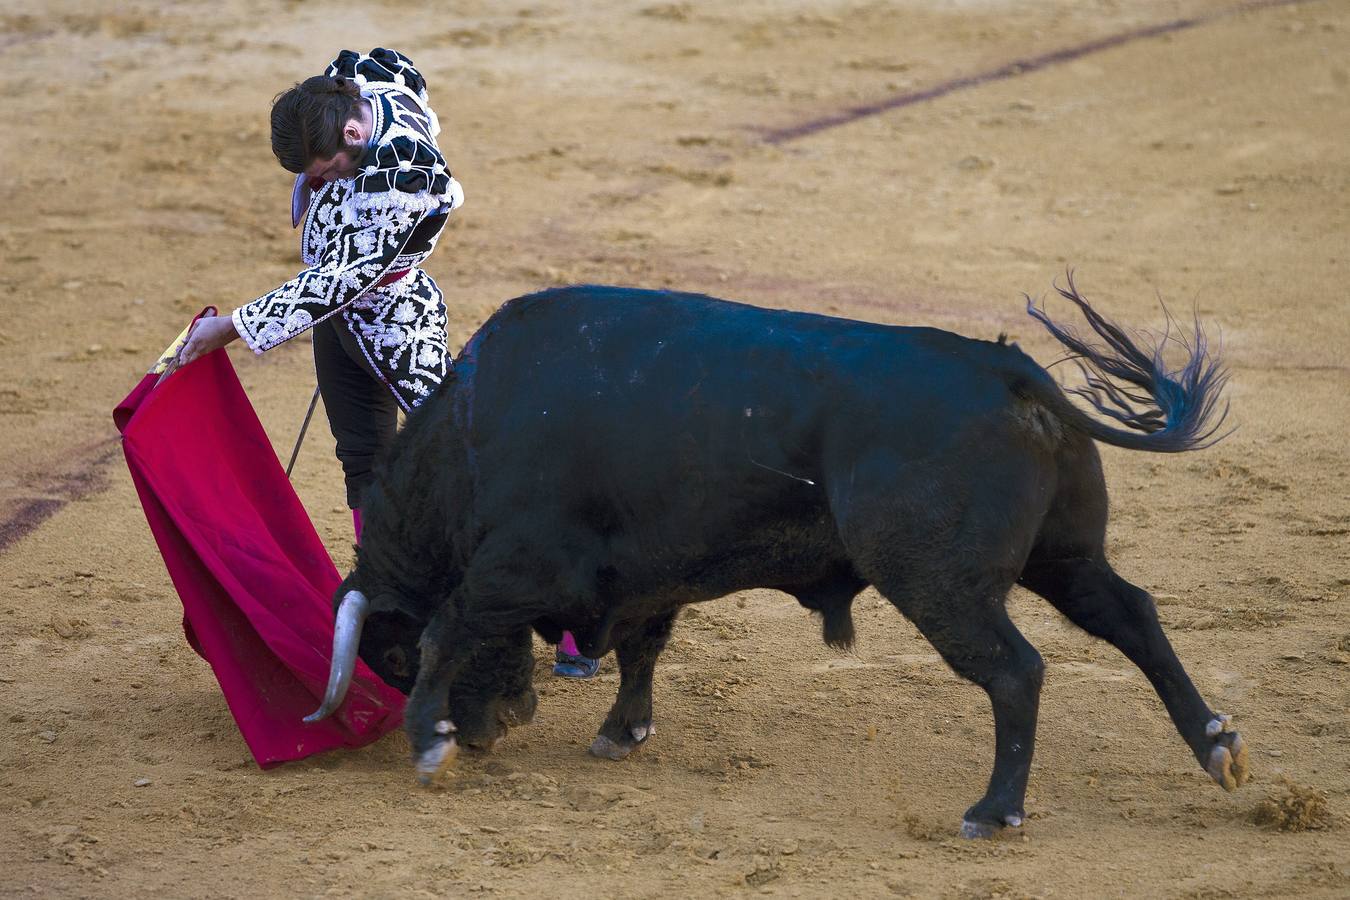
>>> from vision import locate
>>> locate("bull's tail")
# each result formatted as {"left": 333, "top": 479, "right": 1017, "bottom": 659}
{"left": 1021, "top": 273, "right": 1232, "bottom": 452}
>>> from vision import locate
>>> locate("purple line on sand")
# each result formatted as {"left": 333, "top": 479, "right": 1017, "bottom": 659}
{"left": 0, "top": 442, "right": 119, "bottom": 555}
{"left": 762, "top": 0, "right": 1310, "bottom": 144}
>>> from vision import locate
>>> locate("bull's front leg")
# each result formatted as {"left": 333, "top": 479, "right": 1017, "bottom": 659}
{"left": 405, "top": 605, "right": 475, "bottom": 784}
{"left": 590, "top": 611, "right": 676, "bottom": 760}
{"left": 447, "top": 625, "right": 538, "bottom": 750}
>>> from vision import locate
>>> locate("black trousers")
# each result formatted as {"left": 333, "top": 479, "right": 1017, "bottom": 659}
{"left": 313, "top": 317, "right": 399, "bottom": 509}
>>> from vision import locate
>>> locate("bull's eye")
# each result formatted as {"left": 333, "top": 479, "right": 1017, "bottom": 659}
{"left": 384, "top": 645, "right": 410, "bottom": 678}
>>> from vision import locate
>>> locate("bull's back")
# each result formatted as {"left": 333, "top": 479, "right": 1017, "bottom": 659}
{"left": 443, "top": 286, "right": 1043, "bottom": 598}
{"left": 464, "top": 286, "right": 1024, "bottom": 439}
{"left": 462, "top": 287, "right": 881, "bottom": 469}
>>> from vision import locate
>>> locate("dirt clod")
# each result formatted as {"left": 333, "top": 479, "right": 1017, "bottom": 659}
{"left": 1250, "top": 779, "right": 1332, "bottom": 832}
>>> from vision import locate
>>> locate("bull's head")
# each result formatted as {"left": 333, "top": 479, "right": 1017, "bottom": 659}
{"left": 303, "top": 588, "right": 423, "bottom": 723}
{"left": 303, "top": 580, "right": 536, "bottom": 750}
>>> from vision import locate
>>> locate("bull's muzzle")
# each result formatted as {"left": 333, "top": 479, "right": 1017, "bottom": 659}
{"left": 303, "top": 590, "right": 370, "bottom": 724}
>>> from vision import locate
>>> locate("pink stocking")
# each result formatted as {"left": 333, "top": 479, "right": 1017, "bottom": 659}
{"left": 559, "top": 630, "right": 580, "bottom": 656}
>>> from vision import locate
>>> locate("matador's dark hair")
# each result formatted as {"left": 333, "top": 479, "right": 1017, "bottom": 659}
{"left": 270, "top": 75, "right": 362, "bottom": 174}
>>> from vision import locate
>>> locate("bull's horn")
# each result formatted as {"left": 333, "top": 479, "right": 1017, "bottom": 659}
{"left": 303, "top": 590, "right": 371, "bottom": 724}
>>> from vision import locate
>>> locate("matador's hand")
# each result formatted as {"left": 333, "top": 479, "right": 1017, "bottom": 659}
{"left": 176, "top": 312, "right": 241, "bottom": 368}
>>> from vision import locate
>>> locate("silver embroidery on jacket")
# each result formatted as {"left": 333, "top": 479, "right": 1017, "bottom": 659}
{"left": 231, "top": 50, "right": 462, "bottom": 412}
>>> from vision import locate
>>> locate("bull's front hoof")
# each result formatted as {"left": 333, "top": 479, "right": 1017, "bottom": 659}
{"left": 589, "top": 721, "right": 655, "bottom": 761}
{"left": 1203, "top": 715, "right": 1250, "bottom": 792}
{"left": 498, "top": 689, "right": 538, "bottom": 728}
{"left": 413, "top": 727, "right": 459, "bottom": 786}
{"left": 959, "top": 813, "right": 1023, "bottom": 840}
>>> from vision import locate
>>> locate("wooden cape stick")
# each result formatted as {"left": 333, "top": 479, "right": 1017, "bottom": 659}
{"left": 151, "top": 310, "right": 321, "bottom": 480}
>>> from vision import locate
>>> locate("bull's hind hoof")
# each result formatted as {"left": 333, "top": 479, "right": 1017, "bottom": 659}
{"left": 959, "top": 813, "right": 1023, "bottom": 840}
{"left": 413, "top": 733, "right": 459, "bottom": 786}
{"left": 1203, "top": 715, "right": 1250, "bottom": 791}
{"left": 588, "top": 722, "right": 655, "bottom": 761}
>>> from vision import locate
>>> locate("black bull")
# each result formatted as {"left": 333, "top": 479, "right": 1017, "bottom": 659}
{"left": 307, "top": 279, "right": 1247, "bottom": 837}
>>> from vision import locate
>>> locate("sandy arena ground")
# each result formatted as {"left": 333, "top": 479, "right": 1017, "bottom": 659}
{"left": 1, "top": 0, "right": 1347, "bottom": 896}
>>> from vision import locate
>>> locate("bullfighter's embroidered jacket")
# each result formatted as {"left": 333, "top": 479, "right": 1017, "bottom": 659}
{"left": 232, "top": 48, "right": 464, "bottom": 410}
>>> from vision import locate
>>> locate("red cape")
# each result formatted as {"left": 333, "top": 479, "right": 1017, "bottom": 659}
{"left": 114, "top": 342, "right": 404, "bottom": 768}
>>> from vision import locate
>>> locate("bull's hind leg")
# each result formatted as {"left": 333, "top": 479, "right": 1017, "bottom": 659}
{"left": 590, "top": 611, "right": 677, "bottom": 761}
{"left": 878, "top": 580, "right": 1046, "bottom": 838}
{"left": 1018, "top": 556, "right": 1249, "bottom": 791}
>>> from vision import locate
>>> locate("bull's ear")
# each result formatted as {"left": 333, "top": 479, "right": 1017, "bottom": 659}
{"left": 367, "top": 591, "right": 412, "bottom": 618}
{"left": 361, "top": 605, "right": 424, "bottom": 641}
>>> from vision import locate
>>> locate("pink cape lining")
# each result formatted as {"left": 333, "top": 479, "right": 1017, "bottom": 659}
{"left": 113, "top": 343, "right": 404, "bottom": 768}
